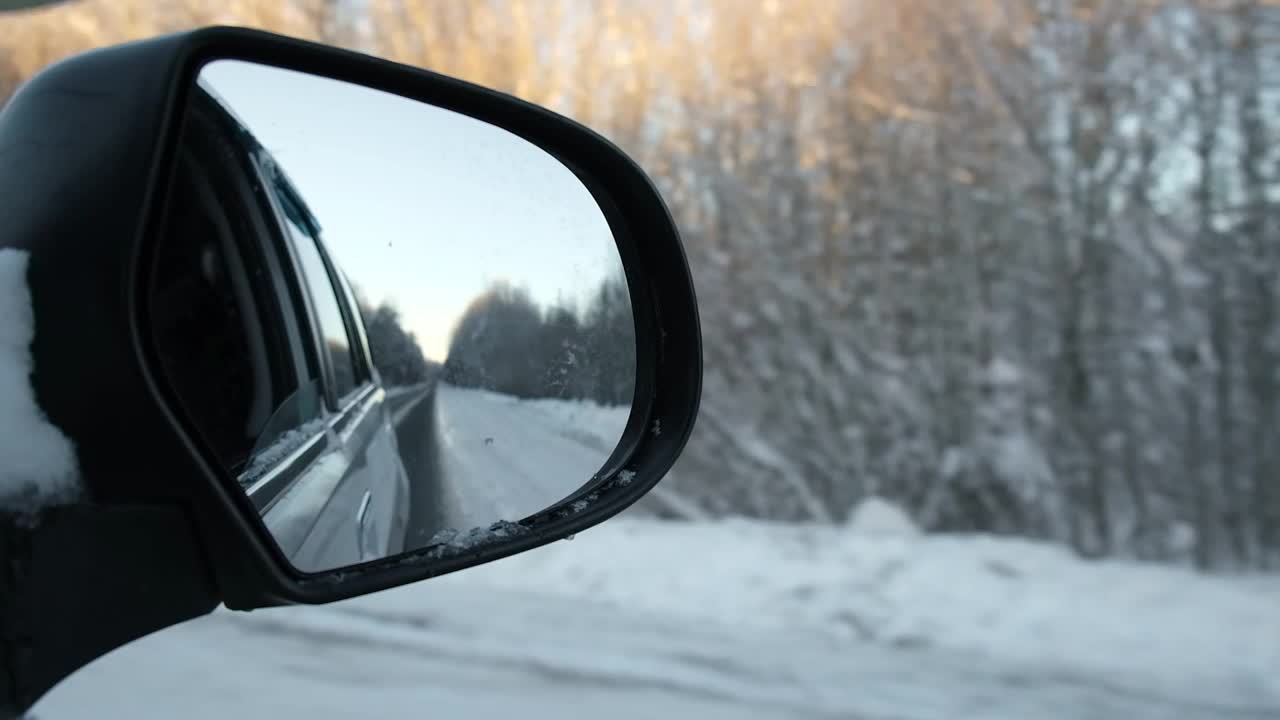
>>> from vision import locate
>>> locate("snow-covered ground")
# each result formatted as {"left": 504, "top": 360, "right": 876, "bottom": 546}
{"left": 430, "top": 382, "right": 630, "bottom": 529}
{"left": 18, "top": 374, "right": 1278, "bottom": 719}
{"left": 35, "top": 507, "right": 1280, "bottom": 719}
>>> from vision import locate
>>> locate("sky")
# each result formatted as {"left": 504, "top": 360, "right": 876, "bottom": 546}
{"left": 199, "top": 60, "right": 625, "bottom": 361}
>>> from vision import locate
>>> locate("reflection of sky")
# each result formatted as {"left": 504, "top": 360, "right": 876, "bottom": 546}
{"left": 200, "top": 60, "right": 622, "bottom": 361}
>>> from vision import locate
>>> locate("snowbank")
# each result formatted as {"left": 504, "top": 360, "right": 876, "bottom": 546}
{"left": 440, "top": 383, "right": 631, "bottom": 451}
{"left": 845, "top": 495, "right": 920, "bottom": 536}
{"left": 435, "top": 511, "right": 1280, "bottom": 708}
{"left": 0, "top": 249, "right": 80, "bottom": 511}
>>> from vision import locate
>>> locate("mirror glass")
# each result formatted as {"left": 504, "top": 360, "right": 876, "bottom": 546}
{"left": 150, "top": 60, "right": 636, "bottom": 573}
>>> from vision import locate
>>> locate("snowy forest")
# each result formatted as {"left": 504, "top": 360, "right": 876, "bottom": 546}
{"left": 3, "top": 0, "right": 1277, "bottom": 570}
{"left": 443, "top": 276, "right": 635, "bottom": 405}
{"left": 358, "top": 299, "right": 437, "bottom": 387}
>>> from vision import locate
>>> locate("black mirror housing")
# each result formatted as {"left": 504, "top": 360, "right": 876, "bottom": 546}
{"left": 0, "top": 26, "right": 699, "bottom": 710}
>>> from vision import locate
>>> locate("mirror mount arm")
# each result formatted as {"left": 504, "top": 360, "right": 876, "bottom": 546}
{"left": 0, "top": 505, "right": 219, "bottom": 715}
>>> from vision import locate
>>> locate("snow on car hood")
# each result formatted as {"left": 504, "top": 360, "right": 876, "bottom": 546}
{"left": 0, "top": 249, "right": 81, "bottom": 512}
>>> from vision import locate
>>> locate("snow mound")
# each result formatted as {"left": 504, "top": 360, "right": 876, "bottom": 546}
{"left": 845, "top": 496, "right": 919, "bottom": 537}
{"left": 0, "top": 249, "right": 80, "bottom": 512}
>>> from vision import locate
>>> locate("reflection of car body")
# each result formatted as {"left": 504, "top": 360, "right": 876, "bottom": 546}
{"left": 151, "top": 81, "right": 411, "bottom": 572}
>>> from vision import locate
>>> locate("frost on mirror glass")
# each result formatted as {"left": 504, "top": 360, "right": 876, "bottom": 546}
{"left": 152, "top": 61, "right": 635, "bottom": 573}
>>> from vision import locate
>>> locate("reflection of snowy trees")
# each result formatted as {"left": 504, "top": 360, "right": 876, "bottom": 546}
{"left": 358, "top": 301, "right": 434, "bottom": 387}
{"left": 443, "top": 276, "right": 635, "bottom": 406}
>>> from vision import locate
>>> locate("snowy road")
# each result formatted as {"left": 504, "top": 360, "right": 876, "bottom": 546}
{"left": 394, "top": 382, "right": 629, "bottom": 547}
{"left": 34, "top": 514, "right": 1279, "bottom": 719}
{"left": 33, "top": 566, "right": 1276, "bottom": 720}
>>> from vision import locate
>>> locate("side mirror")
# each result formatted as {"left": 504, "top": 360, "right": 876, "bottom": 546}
{"left": 159, "top": 60, "right": 654, "bottom": 575}
{"left": 0, "top": 26, "right": 699, "bottom": 709}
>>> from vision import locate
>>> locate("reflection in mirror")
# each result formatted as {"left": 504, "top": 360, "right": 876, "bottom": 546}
{"left": 149, "top": 60, "right": 635, "bottom": 573}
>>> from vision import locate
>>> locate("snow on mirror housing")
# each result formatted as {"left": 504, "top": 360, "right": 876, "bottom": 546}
{"left": 151, "top": 58, "right": 640, "bottom": 568}
{"left": 151, "top": 60, "right": 638, "bottom": 573}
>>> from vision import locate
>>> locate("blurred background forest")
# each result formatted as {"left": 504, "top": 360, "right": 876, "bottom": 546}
{"left": 2, "top": 0, "right": 1277, "bottom": 571}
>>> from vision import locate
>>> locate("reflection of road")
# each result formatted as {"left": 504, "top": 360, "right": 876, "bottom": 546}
{"left": 388, "top": 381, "right": 628, "bottom": 549}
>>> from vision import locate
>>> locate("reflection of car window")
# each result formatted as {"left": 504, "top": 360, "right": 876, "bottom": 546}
{"left": 157, "top": 89, "right": 378, "bottom": 484}
{"left": 331, "top": 263, "right": 374, "bottom": 386}
{"left": 265, "top": 178, "right": 361, "bottom": 401}
{"left": 242, "top": 379, "right": 327, "bottom": 483}
{"left": 151, "top": 154, "right": 261, "bottom": 472}
{"left": 152, "top": 95, "right": 314, "bottom": 476}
